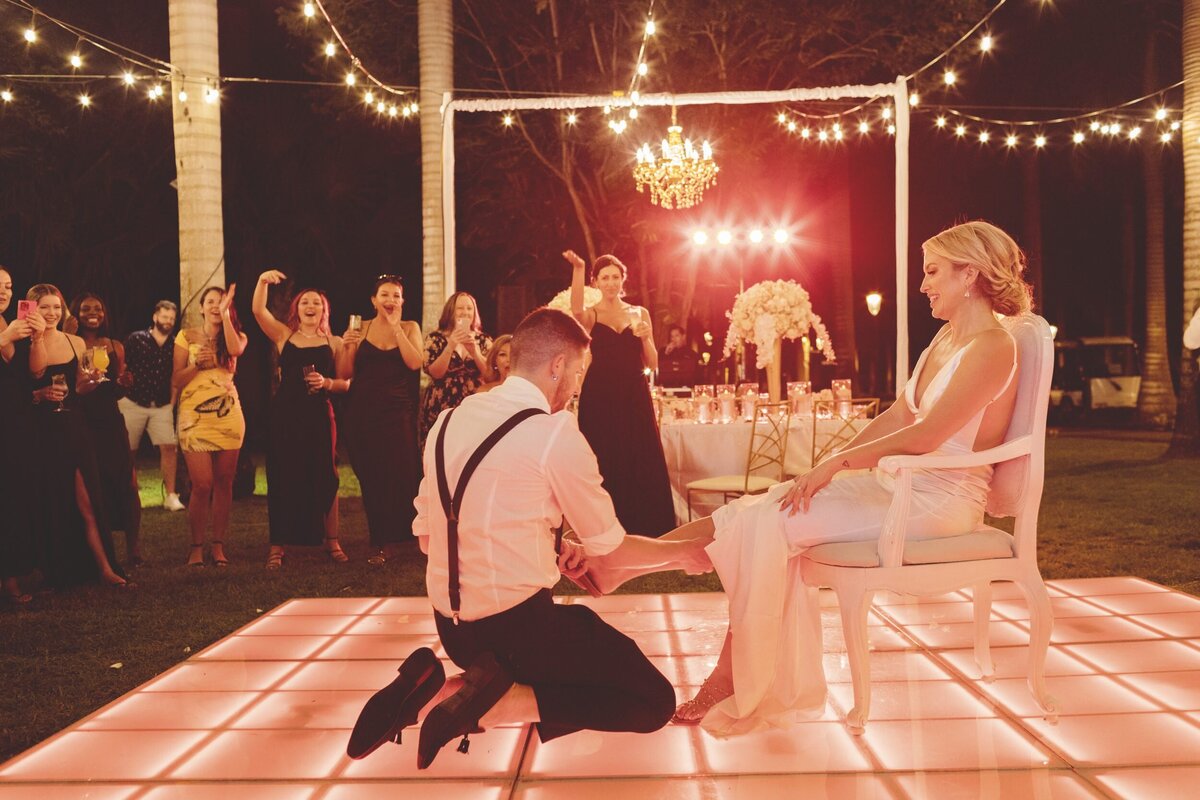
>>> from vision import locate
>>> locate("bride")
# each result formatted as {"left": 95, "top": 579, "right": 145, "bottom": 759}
{"left": 587, "top": 219, "right": 1034, "bottom": 735}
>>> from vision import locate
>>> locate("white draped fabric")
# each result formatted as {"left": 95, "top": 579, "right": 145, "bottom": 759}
{"left": 438, "top": 78, "right": 912, "bottom": 392}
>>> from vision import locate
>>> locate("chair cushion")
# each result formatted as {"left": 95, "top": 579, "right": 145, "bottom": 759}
{"left": 802, "top": 526, "right": 1015, "bottom": 568}
{"left": 687, "top": 475, "right": 780, "bottom": 494}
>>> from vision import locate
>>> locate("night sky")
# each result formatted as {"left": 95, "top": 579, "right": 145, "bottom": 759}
{"left": 0, "top": 0, "right": 1186, "bottom": 402}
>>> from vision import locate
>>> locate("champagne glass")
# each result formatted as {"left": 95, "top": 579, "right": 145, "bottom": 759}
{"left": 348, "top": 314, "right": 363, "bottom": 332}
{"left": 51, "top": 373, "right": 68, "bottom": 413}
{"left": 92, "top": 346, "right": 111, "bottom": 381}
{"left": 302, "top": 364, "right": 318, "bottom": 394}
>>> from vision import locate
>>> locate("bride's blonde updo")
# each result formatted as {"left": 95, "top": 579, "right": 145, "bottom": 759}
{"left": 922, "top": 220, "right": 1033, "bottom": 316}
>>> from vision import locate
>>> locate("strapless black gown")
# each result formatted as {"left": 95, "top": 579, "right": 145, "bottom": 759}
{"left": 577, "top": 324, "right": 675, "bottom": 537}
{"left": 266, "top": 341, "right": 339, "bottom": 546}
{"left": 0, "top": 341, "right": 36, "bottom": 580}
{"left": 75, "top": 353, "right": 136, "bottom": 533}
{"left": 344, "top": 338, "right": 421, "bottom": 545}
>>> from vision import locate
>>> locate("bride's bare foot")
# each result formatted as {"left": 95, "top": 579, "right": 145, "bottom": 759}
{"left": 672, "top": 675, "right": 733, "bottom": 724}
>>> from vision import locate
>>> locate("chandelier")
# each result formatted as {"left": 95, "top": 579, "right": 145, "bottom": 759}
{"left": 633, "top": 107, "right": 718, "bottom": 210}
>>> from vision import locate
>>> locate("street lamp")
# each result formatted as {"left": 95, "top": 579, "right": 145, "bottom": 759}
{"left": 865, "top": 291, "right": 883, "bottom": 317}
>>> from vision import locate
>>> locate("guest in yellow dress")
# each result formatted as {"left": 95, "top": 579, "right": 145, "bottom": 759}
{"left": 173, "top": 285, "right": 247, "bottom": 567}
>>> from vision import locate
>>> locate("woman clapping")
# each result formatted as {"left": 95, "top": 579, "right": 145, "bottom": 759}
{"left": 252, "top": 270, "right": 348, "bottom": 570}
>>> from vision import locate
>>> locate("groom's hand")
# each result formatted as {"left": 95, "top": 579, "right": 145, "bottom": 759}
{"left": 557, "top": 540, "right": 589, "bottom": 579}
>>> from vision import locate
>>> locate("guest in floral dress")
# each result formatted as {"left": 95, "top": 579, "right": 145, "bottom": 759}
{"left": 419, "top": 292, "right": 492, "bottom": 446}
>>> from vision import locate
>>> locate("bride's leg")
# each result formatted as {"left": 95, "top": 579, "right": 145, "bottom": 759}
{"left": 587, "top": 517, "right": 715, "bottom": 594}
{"left": 673, "top": 629, "right": 735, "bottom": 723}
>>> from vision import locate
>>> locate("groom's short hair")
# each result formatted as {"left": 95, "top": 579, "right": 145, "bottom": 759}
{"left": 510, "top": 307, "right": 591, "bottom": 371}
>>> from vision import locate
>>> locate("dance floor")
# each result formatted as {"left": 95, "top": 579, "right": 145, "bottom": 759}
{"left": 2, "top": 576, "right": 1199, "bottom": 799}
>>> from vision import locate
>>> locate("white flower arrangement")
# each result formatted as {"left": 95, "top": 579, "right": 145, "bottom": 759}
{"left": 547, "top": 286, "right": 603, "bottom": 312}
{"left": 723, "top": 279, "right": 836, "bottom": 368}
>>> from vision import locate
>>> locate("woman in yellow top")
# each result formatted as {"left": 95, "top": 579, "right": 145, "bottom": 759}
{"left": 173, "top": 285, "right": 247, "bottom": 567}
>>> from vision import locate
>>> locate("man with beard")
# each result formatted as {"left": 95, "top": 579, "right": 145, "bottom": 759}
{"left": 347, "top": 307, "right": 712, "bottom": 769}
{"left": 120, "top": 300, "right": 184, "bottom": 511}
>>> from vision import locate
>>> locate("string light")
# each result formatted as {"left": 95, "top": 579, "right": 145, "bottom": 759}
{"left": 363, "top": 90, "right": 374, "bottom": 105}
{"left": 178, "top": 89, "right": 187, "bottom": 102}
{"left": 943, "top": 70, "right": 957, "bottom": 86}
{"left": 887, "top": 123, "right": 896, "bottom": 135}
{"left": 1073, "top": 131, "right": 1085, "bottom": 144}
{"left": 566, "top": 112, "right": 577, "bottom": 125}
{"left": 749, "top": 229, "right": 764, "bottom": 243}
{"left": 344, "top": 72, "right": 356, "bottom": 86}
{"left": 773, "top": 229, "right": 789, "bottom": 244}
{"left": 1005, "top": 133, "right": 1018, "bottom": 147}
{"left": 645, "top": 19, "right": 656, "bottom": 36}
{"left": 1154, "top": 108, "right": 1168, "bottom": 121}
{"left": 777, "top": 113, "right": 787, "bottom": 124}
{"left": 78, "top": 93, "right": 90, "bottom": 107}
{"left": 122, "top": 71, "right": 136, "bottom": 85}
{"left": 980, "top": 33, "right": 994, "bottom": 52}
{"left": 1161, "top": 131, "right": 1173, "bottom": 143}
{"left": 881, "top": 107, "right": 893, "bottom": 120}
{"left": 955, "top": 124, "right": 967, "bottom": 137}
{"left": 1034, "top": 134, "right": 1047, "bottom": 148}
{"left": 1170, "top": 120, "right": 1181, "bottom": 131}
{"left": 68, "top": 53, "right": 82, "bottom": 68}
{"left": 636, "top": 63, "right": 648, "bottom": 76}
{"left": 323, "top": 41, "right": 336, "bottom": 57}
{"left": 23, "top": 27, "right": 37, "bottom": 43}
{"left": 628, "top": 107, "right": 639, "bottom": 119}
{"left": 387, "top": 104, "right": 398, "bottom": 117}
{"left": 717, "top": 230, "right": 733, "bottom": 245}
{"left": 978, "top": 130, "right": 989, "bottom": 143}
{"left": 909, "top": 93, "right": 920, "bottom": 107}
{"left": 1, "top": 89, "right": 13, "bottom": 103}
{"left": 204, "top": 86, "right": 219, "bottom": 104}
{"left": 817, "top": 129, "right": 828, "bottom": 142}
{"left": 800, "top": 126, "right": 810, "bottom": 138}
{"left": 858, "top": 121, "right": 870, "bottom": 134}
{"left": 1090, "top": 121, "right": 1101, "bottom": 131}
{"left": 1128, "top": 126, "right": 1141, "bottom": 140}
{"left": 786, "top": 120, "right": 797, "bottom": 132}
{"left": 502, "top": 113, "right": 514, "bottom": 126}
{"left": 303, "top": 2, "right": 316, "bottom": 18}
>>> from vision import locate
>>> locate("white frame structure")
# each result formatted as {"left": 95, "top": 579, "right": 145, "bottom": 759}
{"left": 439, "top": 78, "right": 913, "bottom": 391}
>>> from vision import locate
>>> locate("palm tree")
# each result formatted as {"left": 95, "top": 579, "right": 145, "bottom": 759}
{"left": 168, "top": 0, "right": 225, "bottom": 327}
{"left": 1169, "top": 0, "right": 1200, "bottom": 454}
{"left": 419, "top": 0, "right": 452, "bottom": 331}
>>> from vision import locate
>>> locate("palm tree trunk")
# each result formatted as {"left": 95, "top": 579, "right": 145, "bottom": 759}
{"left": 1138, "top": 4, "right": 1176, "bottom": 428}
{"left": 167, "top": 0, "right": 224, "bottom": 327}
{"left": 1168, "top": 0, "right": 1200, "bottom": 454}
{"left": 419, "top": 0, "right": 453, "bottom": 331}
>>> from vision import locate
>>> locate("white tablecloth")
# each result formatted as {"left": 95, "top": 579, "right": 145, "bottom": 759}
{"left": 659, "top": 417, "right": 869, "bottom": 522}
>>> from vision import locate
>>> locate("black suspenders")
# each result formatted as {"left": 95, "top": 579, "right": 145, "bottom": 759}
{"left": 434, "top": 406, "right": 547, "bottom": 624}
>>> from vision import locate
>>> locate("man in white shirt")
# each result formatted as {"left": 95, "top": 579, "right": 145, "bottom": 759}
{"left": 347, "top": 308, "right": 712, "bottom": 769}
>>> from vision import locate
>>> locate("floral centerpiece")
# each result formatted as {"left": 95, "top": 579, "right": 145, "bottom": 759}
{"left": 547, "top": 286, "right": 603, "bottom": 312}
{"left": 723, "top": 279, "right": 835, "bottom": 400}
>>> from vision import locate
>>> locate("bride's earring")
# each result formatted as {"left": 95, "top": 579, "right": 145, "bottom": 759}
{"left": 964, "top": 286, "right": 971, "bottom": 299}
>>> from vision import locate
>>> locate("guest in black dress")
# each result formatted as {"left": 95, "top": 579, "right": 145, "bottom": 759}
{"left": 69, "top": 292, "right": 143, "bottom": 566}
{"left": 253, "top": 271, "right": 350, "bottom": 570}
{"left": 419, "top": 292, "right": 492, "bottom": 446}
{"left": 0, "top": 266, "right": 41, "bottom": 604}
{"left": 24, "top": 284, "right": 129, "bottom": 589}
{"left": 336, "top": 276, "right": 424, "bottom": 566}
{"left": 565, "top": 250, "right": 675, "bottom": 536}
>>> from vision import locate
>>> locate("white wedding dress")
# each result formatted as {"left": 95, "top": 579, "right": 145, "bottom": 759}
{"left": 701, "top": 327, "right": 1018, "bottom": 736}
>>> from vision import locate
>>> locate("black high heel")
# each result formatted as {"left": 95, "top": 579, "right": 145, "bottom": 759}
{"left": 347, "top": 647, "right": 446, "bottom": 760}
{"left": 417, "top": 652, "right": 513, "bottom": 770}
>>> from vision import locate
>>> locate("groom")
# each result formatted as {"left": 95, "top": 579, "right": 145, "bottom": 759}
{"left": 348, "top": 307, "right": 711, "bottom": 768}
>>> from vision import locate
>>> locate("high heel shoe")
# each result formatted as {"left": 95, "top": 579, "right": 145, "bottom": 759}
{"left": 417, "top": 652, "right": 512, "bottom": 770}
{"left": 210, "top": 540, "right": 229, "bottom": 567}
{"left": 347, "top": 647, "right": 446, "bottom": 760}
{"left": 672, "top": 678, "right": 733, "bottom": 725}
{"left": 324, "top": 537, "right": 348, "bottom": 563}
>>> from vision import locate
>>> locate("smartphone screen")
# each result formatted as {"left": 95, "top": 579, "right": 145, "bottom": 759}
{"left": 16, "top": 300, "right": 34, "bottom": 320}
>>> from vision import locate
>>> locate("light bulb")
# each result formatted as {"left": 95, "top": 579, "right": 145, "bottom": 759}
{"left": 363, "top": 91, "right": 374, "bottom": 104}
{"left": 123, "top": 71, "right": 136, "bottom": 85}
{"left": 1111, "top": 122, "right": 1121, "bottom": 135}
{"left": 388, "top": 105, "right": 398, "bottom": 117}
{"left": 376, "top": 101, "right": 386, "bottom": 113}
{"left": 887, "top": 124, "right": 896, "bottom": 135}
{"left": 832, "top": 122, "right": 841, "bottom": 133}
{"left": 955, "top": 125, "right": 967, "bottom": 137}
{"left": 1155, "top": 108, "right": 1168, "bottom": 121}
{"left": 980, "top": 34, "right": 993, "bottom": 52}
{"left": 178, "top": 90, "right": 188, "bottom": 102}
{"left": 69, "top": 53, "right": 82, "bottom": 68}
{"left": 800, "top": 127, "right": 810, "bottom": 138}
{"left": 908, "top": 93, "right": 919, "bottom": 106}
{"left": 402, "top": 105, "right": 412, "bottom": 117}
{"left": 636, "top": 62, "right": 648, "bottom": 76}
{"left": 858, "top": 121, "right": 869, "bottom": 134}
{"left": 79, "top": 94, "right": 91, "bottom": 108}
{"left": 881, "top": 106, "right": 893, "bottom": 120}
{"left": 935, "top": 116, "right": 947, "bottom": 128}
{"left": 1073, "top": 131, "right": 1085, "bottom": 144}
{"left": 1034, "top": 134, "right": 1047, "bottom": 148}
{"left": 777, "top": 113, "right": 787, "bottom": 124}
{"left": 1089, "top": 120, "right": 1101, "bottom": 131}
{"left": 1005, "top": 134, "right": 1018, "bottom": 147}
{"left": 717, "top": 230, "right": 732, "bottom": 245}
{"left": 833, "top": 129, "right": 844, "bottom": 141}
{"left": 1128, "top": 126, "right": 1141, "bottom": 140}
{"left": 303, "top": 2, "right": 316, "bottom": 18}
{"left": 628, "top": 108, "right": 638, "bottom": 119}
{"left": 204, "top": 87, "right": 219, "bottom": 104}
{"left": 323, "top": 42, "right": 336, "bottom": 57}
{"left": 979, "top": 131, "right": 989, "bottom": 143}
{"left": 1170, "top": 120, "right": 1181, "bottom": 131}
{"left": 0, "top": 90, "right": 12, "bottom": 103}
{"left": 817, "top": 130, "right": 828, "bottom": 141}
{"left": 645, "top": 19, "right": 656, "bottom": 36}
{"left": 749, "top": 229, "right": 764, "bottom": 244}
{"left": 1161, "top": 132, "right": 1173, "bottom": 143}
{"left": 692, "top": 230, "right": 708, "bottom": 246}
{"left": 566, "top": 112, "right": 577, "bottom": 125}
{"left": 787, "top": 121, "right": 797, "bottom": 132}
{"left": 943, "top": 70, "right": 957, "bottom": 86}
{"left": 23, "top": 28, "right": 36, "bottom": 43}
{"left": 345, "top": 72, "right": 356, "bottom": 86}
{"left": 502, "top": 113, "right": 514, "bottom": 126}
{"left": 773, "top": 229, "right": 789, "bottom": 244}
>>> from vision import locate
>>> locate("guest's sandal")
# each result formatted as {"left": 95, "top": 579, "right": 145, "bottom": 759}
{"left": 210, "top": 541, "right": 229, "bottom": 567}
{"left": 265, "top": 550, "right": 284, "bottom": 571}
{"left": 187, "top": 544, "right": 205, "bottom": 568}
{"left": 325, "top": 538, "right": 349, "bottom": 563}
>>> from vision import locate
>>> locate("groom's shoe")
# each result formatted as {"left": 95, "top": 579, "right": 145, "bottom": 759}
{"left": 417, "top": 651, "right": 513, "bottom": 770}
{"left": 347, "top": 647, "right": 446, "bottom": 760}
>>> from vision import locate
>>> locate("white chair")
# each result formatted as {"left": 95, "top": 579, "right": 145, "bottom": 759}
{"left": 685, "top": 401, "right": 790, "bottom": 521}
{"left": 800, "top": 314, "right": 1058, "bottom": 734}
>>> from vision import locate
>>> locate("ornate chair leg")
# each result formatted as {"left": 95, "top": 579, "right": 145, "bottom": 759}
{"left": 836, "top": 585, "right": 875, "bottom": 735}
{"left": 1019, "top": 574, "right": 1058, "bottom": 723}
{"left": 972, "top": 580, "right": 995, "bottom": 680}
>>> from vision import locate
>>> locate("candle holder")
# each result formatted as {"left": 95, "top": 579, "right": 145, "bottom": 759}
{"left": 788, "top": 380, "right": 812, "bottom": 417}
{"left": 716, "top": 384, "right": 735, "bottom": 423}
{"left": 832, "top": 378, "right": 853, "bottom": 419}
{"left": 693, "top": 384, "right": 714, "bottom": 424}
{"left": 737, "top": 382, "right": 758, "bottom": 422}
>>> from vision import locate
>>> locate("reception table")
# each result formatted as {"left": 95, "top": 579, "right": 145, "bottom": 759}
{"left": 659, "top": 413, "right": 871, "bottom": 523}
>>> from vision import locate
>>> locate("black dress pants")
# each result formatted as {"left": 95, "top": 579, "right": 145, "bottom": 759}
{"left": 435, "top": 589, "right": 676, "bottom": 742}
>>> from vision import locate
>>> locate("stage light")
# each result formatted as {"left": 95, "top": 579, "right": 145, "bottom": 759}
{"left": 692, "top": 230, "right": 708, "bottom": 246}
{"left": 717, "top": 230, "right": 732, "bottom": 245}
{"left": 773, "top": 229, "right": 789, "bottom": 244}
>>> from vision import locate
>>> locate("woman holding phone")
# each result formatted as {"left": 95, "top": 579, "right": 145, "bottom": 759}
{"left": 173, "top": 285, "right": 247, "bottom": 567}
{"left": 252, "top": 271, "right": 348, "bottom": 569}
{"left": 419, "top": 291, "right": 492, "bottom": 445}
{"left": 1, "top": 268, "right": 43, "bottom": 602}
{"left": 69, "top": 292, "right": 143, "bottom": 568}
{"left": 565, "top": 251, "right": 675, "bottom": 537}
{"left": 336, "top": 275, "right": 423, "bottom": 565}
{"left": 24, "top": 283, "right": 130, "bottom": 589}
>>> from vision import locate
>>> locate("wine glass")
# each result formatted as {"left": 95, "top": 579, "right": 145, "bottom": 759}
{"left": 51, "top": 373, "right": 68, "bottom": 413}
{"left": 302, "top": 364, "right": 318, "bottom": 394}
{"left": 92, "top": 346, "right": 111, "bottom": 382}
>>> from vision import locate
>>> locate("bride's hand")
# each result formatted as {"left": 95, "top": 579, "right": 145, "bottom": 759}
{"left": 779, "top": 461, "right": 839, "bottom": 516}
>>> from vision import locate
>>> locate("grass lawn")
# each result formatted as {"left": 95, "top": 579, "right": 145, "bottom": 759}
{"left": 1, "top": 432, "right": 1198, "bottom": 762}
